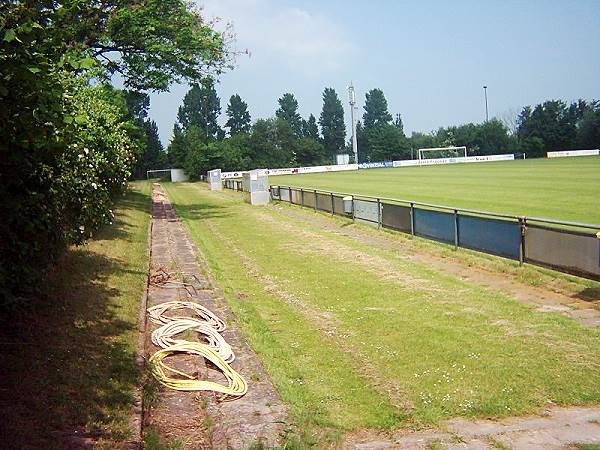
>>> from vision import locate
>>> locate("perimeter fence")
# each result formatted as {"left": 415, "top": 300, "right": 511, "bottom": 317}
{"left": 223, "top": 179, "right": 243, "bottom": 191}
{"left": 262, "top": 185, "right": 600, "bottom": 281}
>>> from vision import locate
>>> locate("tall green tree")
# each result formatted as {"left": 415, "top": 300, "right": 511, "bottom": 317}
{"left": 86, "top": 0, "right": 230, "bottom": 91}
{"left": 365, "top": 124, "right": 410, "bottom": 161}
{"left": 275, "top": 93, "right": 303, "bottom": 136}
{"left": 302, "top": 114, "right": 320, "bottom": 141}
{"left": 394, "top": 113, "right": 404, "bottom": 134}
{"left": 439, "top": 119, "right": 511, "bottom": 156}
{"left": 297, "top": 114, "right": 325, "bottom": 165}
{"left": 297, "top": 137, "right": 326, "bottom": 166}
{"left": 168, "top": 124, "right": 187, "bottom": 167}
{"left": 319, "top": 88, "right": 346, "bottom": 158}
{"left": 356, "top": 121, "right": 368, "bottom": 161}
{"left": 124, "top": 91, "right": 150, "bottom": 123}
{"left": 363, "top": 88, "right": 393, "bottom": 129}
{"left": 177, "top": 81, "right": 223, "bottom": 141}
{"left": 515, "top": 100, "right": 591, "bottom": 156}
{"left": 225, "top": 94, "right": 251, "bottom": 135}
{"left": 247, "top": 118, "right": 297, "bottom": 168}
{"left": 248, "top": 119, "right": 279, "bottom": 168}
{"left": 359, "top": 88, "right": 394, "bottom": 161}
{"left": 577, "top": 101, "right": 600, "bottom": 149}
{"left": 133, "top": 120, "right": 166, "bottom": 178}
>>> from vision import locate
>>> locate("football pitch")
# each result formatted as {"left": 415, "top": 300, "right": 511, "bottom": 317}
{"left": 272, "top": 157, "right": 600, "bottom": 225}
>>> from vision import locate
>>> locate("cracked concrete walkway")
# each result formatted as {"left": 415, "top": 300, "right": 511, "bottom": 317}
{"left": 144, "top": 184, "right": 286, "bottom": 449}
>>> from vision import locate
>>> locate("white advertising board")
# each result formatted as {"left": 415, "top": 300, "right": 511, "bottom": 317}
{"left": 221, "top": 164, "right": 358, "bottom": 179}
{"left": 392, "top": 154, "right": 514, "bottom": 168}
{"left": 547, "top": 149, "right": 599, "bottom": 158}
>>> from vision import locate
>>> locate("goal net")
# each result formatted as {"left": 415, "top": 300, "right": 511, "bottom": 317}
{"left": 146, "top": 169, "right": 172, "bottom": 181}
{"left": 418, "top": 146, "right": 467, "bottom": 160}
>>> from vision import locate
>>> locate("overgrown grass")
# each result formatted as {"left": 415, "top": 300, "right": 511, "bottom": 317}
{"left": 0, "top": 181, "right": 151, "bottom": 448}
{"left": 273, "top": 157, "right": 600, "bottom": 224}
{"left": 271, "top": 198, "right": 600, "bottom": 303}
{"left": 164, "top": 182, "right": 600, "bottom": 439}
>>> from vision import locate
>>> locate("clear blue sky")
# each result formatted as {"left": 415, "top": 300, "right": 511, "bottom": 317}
{"left": 147, "top": 0, "right": 600, "bottom": 146}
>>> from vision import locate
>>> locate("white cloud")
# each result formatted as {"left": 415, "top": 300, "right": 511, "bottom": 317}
{"left": 198, "top": 0, "right": 355, "bottom": 76}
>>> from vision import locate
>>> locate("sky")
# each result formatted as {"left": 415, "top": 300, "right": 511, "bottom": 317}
{"left": 147, "top": 0, "right": 600, "bottom": 146}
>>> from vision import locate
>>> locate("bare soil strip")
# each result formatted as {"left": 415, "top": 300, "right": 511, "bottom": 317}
{"left": 144, "top": 185, "right": 286, "bottom": 449}
{"left": 268, "top": 203, "right": 600, "bottom": 327}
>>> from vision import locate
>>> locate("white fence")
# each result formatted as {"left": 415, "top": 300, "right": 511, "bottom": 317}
{"left": 222, "top": 164, "right": 358, "bottom": 179}
{"left": 393, "top": 154, "right": 514, "bottom": 167}
{"left": 547, "top": 149, "right": 599, "bottom": 158}
{"left": 220, "top": 154, "right": 516, "bottom": 179}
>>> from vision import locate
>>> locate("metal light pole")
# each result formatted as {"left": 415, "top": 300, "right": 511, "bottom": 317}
{"left": 483, "top": 85, "right": 489, "bottom": 122}
{"left": 348, "top": 83, "right": 358, "bottom": 163}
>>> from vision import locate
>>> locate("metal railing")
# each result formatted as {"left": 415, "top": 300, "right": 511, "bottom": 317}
{"left": 223, "top": 179, "right": 243, "bottom": 192}
{"left": 268, "top": 185, "right": 600, "bottom": 281}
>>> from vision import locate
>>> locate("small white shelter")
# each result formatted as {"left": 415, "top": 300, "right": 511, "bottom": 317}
{"left": 207, "top": 169, "right": 222, "bottom": 191}
{"left": 242, "top": 169, "right": 269, "bottom": 205}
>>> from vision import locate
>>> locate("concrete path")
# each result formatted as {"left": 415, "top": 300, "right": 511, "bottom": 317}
{"left": 144, "top": 184, "right": 286, "bottom": 449}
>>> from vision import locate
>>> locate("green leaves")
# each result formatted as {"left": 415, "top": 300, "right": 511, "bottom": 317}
{"left": 68, "top": 56, "right": 97, "bottom": 70}
{"left": 0, "top": 0, "right": 232, "bottom": 302}
{"left": 3, "top": 29, "right": 17, "bottom": 42}
{"left": 78, "top": 57, "right": 97, "bottom": 69}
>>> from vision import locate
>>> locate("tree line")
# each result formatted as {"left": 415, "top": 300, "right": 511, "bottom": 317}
{"left": 157, "top": 86, "right": 599, "bottom": 177}
{"left": 0, "top": 1, "right": 228, "bottom": 304}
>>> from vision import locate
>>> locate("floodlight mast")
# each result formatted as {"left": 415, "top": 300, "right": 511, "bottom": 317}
{"left": 348, "top": 82, "right": 358, "bottom": 164}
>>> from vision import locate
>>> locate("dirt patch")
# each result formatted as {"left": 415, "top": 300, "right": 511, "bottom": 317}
{"left": 269, "top": 205, "right": 600, "bottom": 327}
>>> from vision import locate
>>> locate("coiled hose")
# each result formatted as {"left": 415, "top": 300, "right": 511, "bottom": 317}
{"left": 147, "top": 300, "right": 226, "bottom": 332}
{"left": 149, "top": 341, "right": 247, "bottom": 399}
{"left": 151, "top": 318, "right": 235, "bottom": 363}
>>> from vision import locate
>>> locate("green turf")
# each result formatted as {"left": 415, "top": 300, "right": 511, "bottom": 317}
{"left": 272, "top": 157, "right": 600, "bottom": 225}
{"left": 163, "top": 182, "right": 600, "bottom": 439}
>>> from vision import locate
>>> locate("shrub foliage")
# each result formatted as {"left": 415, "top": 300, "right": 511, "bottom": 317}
{"left": 0, "top": 1, "right": 228, "bottom": 304}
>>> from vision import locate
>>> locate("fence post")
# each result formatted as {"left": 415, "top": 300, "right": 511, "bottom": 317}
{"left": 331, "top": 193, "right": 334, "bottom": 215}
{"left": 352, "top": 198, "right": 356, "bottom": 223}
{"left": 518, "top": 217, "right": 526, "bottom": 266}
{"left": 410, "top": 202, "right": 415, "bottom": 236}
{"left": 301, "top": 188, "right": 304, "bottom": 207}
{"left": 453, "top": 209, "right": 459, "bottom": 250}
{"left": 377, "top": 198, "right": 381, "bottom": 229}
{"left": 314, "top": 190, "right": 317, "bottom": 212}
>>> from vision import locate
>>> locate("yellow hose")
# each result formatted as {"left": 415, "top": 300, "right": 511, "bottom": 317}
{"left": 149, "top": 341, "right": 247, "bottom": 399}
{"left": 151, "top": 318, "right": 235, "bottom": 363}
{"left": 147, "top": 300, "right": 226, "bottom": 331}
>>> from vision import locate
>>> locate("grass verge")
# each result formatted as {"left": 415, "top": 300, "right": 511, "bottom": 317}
{"left": 0, "top": 181, "right": 151, "bottom": 448}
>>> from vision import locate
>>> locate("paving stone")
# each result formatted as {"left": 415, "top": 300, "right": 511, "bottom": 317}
{"left": 144, "top": 184, "right": 287, "bottom": 449}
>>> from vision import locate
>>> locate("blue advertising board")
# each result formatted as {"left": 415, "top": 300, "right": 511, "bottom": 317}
{"left": 358, "top": 161, "right": 393, "bottom": 169}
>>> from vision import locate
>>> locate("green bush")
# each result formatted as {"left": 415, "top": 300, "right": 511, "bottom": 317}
{"left": 0, "top": 71, "right": 141, "bottom": 305}
{"left": 0, "top": 0, "right": 227, "bottom": 305}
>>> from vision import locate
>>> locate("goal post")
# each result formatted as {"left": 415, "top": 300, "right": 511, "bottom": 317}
{"left": 146, "top": 169, "right": 172, "bottom": 181}
{"left": 418, "top": 146, "right": 467, "bottom": 160}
